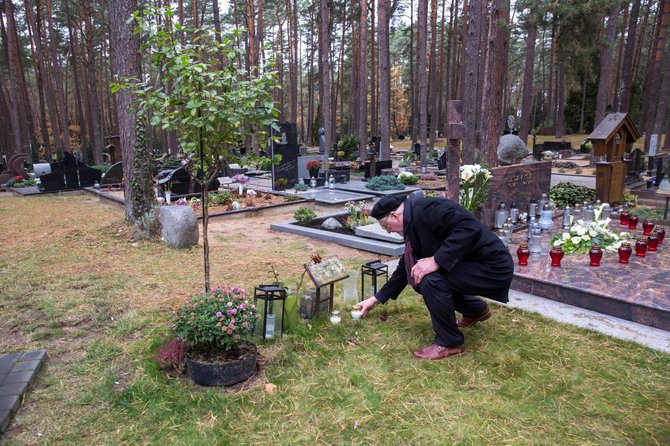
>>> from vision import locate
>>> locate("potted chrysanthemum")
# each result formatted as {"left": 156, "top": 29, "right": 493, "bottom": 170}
{"left": 172, "top": 285, "right": 259, "bottom": 386}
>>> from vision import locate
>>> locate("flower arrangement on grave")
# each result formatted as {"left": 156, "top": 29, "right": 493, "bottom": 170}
{"left": 232, "top": 174, "right": 250, "bottom": 185}
{"left": 459, "top": 164, "right": 490, "bottom": 212}
{"left": 306, "top": 159, "right": 322, "bottom": 171}
{"left": 549, "top": 218, "right": 632, "bottom": 254}
{"left": 172, "top": 286, "right": 258, "bottom": 353}
{"left": 397, "top": 171, "right": 419, "bottom": 185}
{"left": 344, "top": 200, "right": 375, "bottom": 231}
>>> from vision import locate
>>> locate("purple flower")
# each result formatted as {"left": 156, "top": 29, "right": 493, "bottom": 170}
{"left": 227, "top": 301, "right": 233, "bottom": 307}
{"left": 216, "top": 311, "right": 223, "bottom": 318}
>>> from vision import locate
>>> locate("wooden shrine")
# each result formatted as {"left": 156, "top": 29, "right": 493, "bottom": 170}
{"left": 588, "top": 113, "right": 641, "bottom": 203}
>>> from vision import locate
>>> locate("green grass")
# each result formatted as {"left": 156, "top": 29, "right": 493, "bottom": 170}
{"left": 1, "top": 194, "right": 668, "bottom": 445}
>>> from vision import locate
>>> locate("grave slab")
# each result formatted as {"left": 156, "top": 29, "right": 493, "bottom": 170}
{"left": 0, "top": 350, "right": 47, "bottom": 434}
{"left": 332, "top": 180, "right": 421, "bottom": 197}
{"left": 355, "top": 223, "right": 404, "bottom": 243}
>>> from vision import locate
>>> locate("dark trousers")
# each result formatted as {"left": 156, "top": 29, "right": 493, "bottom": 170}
{"left": 418, "top": 273, "right": 490, "bottom": 348}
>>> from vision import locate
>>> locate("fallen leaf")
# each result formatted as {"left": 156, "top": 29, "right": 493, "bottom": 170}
{"left": 265, "top": 383, "right": 276, "bottom": 394}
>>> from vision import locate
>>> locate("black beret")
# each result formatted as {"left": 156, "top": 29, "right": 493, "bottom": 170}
{"left": 370, "top": 195, "right": 405, "bottom": 220}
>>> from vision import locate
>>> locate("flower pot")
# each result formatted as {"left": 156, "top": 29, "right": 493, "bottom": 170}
{"left": 309, "top": 168, "right": 320, "bottom": 179}
{"left": 186, "top": 341, "right": 257, "bottom": 387}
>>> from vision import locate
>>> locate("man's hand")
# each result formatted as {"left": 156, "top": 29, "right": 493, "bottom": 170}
{"left": 411, "top": 256, "right": 439, "bottom": 284}
{"left": 357, "top": 296, "right": 380, "bottom": 317}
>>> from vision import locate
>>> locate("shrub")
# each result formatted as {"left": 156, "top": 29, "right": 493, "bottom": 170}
{"left": 550, "top": 182, "right": 596, "bottom": 208}
{"left": 209, "top": 191, "right": 234, "bottom": 205}
{"left": 293, "top": 206, "right": 316, "bottom": 225}
{"left": 155, "top": 337, "right": 188, "bottom": 372}
{"left": 552, "top": 161, "right": 578, "bottom": 169}
{"left": 336, "top": 134, "right": 359, "bottom": 161}
{"left": 397, "top": 172, "right": 419, "bottom": 185}
{"left": 620, "top": 191, "right": 638, "bottom": 207}
{"left": 293, "top": 183, "right": 309, "bottom": 191}
{"left": 365, "top": 175, "right": 406, "bottom": 191}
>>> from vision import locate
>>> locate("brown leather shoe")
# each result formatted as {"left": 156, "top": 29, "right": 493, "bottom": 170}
{"left": 412, "top": 343, "right": 465, "bottom": 360}
{"left": 457, "top": 306, "right": 493, "bottom": 328}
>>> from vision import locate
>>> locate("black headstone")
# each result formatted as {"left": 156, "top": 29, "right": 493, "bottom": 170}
{"left": 272, "top": 123, "right": 299, "bottom": 190}
{"left": 101, "top": 161, "right": 124, "bottom": 185}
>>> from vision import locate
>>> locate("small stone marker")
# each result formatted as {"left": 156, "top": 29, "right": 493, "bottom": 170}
{"left": 160, "top": 206, "right": 199, "bottom": 248}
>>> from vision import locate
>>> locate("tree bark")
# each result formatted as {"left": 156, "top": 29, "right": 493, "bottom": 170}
{"left": 319, "top": 0, "right": 332, "bottom": 154}
{"left": 518, "top": 14, "right": 536, "bottom": 145}
{"left": 480, "top": 0, "right": 508, "bottom": 168}
{"left": 108, "top": 0, "right": 151, "bottom": 223}
{"left": 25, "top": 0, "right": 60, "bottom": 160}
{"left": 619, "top": 0, "right": 641, "bottom": 113}
{"left": 83, "top": 0, "right": 104, "bottom": 163}
{"left": 461, "top": 0, "right": 482, "bottom": 163}
{"left": 3, "top": 0, "right": 32, "bottom": 153}
{"left": 416, "top": 0, "right": 428, "bottom": 164}
{"left": 595, "top": 4, "right": 621, "bottom": 125}
{"left": 378, "top": 0, "right": 390, "bottom": 159}
{"left": 358, "top": 0, "right": 368, "bottom": 159}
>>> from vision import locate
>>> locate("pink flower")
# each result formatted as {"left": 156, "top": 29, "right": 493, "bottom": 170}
{"left": 235, "top": 334, "right": 240, "bottom": 340}
{"left": 216, "top": 311, "right": 223, "bottom": 318}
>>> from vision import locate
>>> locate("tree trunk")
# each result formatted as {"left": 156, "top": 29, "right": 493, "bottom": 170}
{"left": 65, "top": 0, "right": 87, "bottom": 152}
{"left": 480, "top": 0, "right": 508, "bottom": 168}
{"left": 370, "top": 0, "right": 377, "bottom": 140}
{"left": 641, "top": 0, "right": 669, "bottom": 134}
{"left": 518, "top": 14, "right": 536, "bottom": 145}
{"left": 416, "top": 0, "right": 428, "bottom": 164}
{"left": 595, "top": 4, "right": 621, "bottom": 125}
{"left": 0, "top": 73, "right": 15, "bottom": 156}
{"left": 108, "top": 0, "right": 153, "bottom": 224}
{"left": 289, "top": 0, "right": 299, "bottom": 124}
{"left": 358, "top": 0, "right": 368, "bottom": 159}
{"left": 378, "top": 0, "right": 390, "bottom": 160}
{"left": 3, "top": 0, "right": 31, "bottom": 153}
{"left": 619, "top": 0, "right": 641, "bottom": 113}
{"left": 83, "top": 0, "right": 104, "bottom": 163}
{"left": 461, "top": 0, "right": 483, "bottom": 163}
{"left": 428, "top": 0, "right": 438, "bottom": 152}
{"left": 319, "top": 0, "right": 332, "bottom": 154}
{"left": 25, "top": 0, "right": 60, "bottom": 160}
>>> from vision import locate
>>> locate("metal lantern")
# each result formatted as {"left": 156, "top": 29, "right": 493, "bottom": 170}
{"left": 254, "top": 285, "right": 287, "bottom": 340}
{"left": 361, "top": 260, "right": 388, "bottom": 299}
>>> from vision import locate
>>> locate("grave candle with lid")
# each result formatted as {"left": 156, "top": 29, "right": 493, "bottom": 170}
{"left": 642, "top": 220, "right": 655, "bottom": 236}
{"left": 516, "top": 243, "right": 530, "bottom": 265}
{"left": 655, "top": 227, "right": 666, "bottom": 244}
{"left": 618, "top": 242, "right": 632, "bottom": 264}
{"left": 648, "top": 233, "right": 659, "bottom": 251}
{"left": 619, "top": 208, "right": 630, "bottom": 225}
{"left": 635, "top": 237, "right": 647, "bottom": 257}
{"left": 589, "top": 245, "right": 603, "bottom": 266}
{"left": 549, "top": 244, "right": 564, "bottom": 267}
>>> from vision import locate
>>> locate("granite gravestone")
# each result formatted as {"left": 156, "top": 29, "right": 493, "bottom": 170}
{"left": 480, "top": 161, "right": 552, "bottom": 227}
{"left": 272, "top": 123, "right": 299, "bottom": 190}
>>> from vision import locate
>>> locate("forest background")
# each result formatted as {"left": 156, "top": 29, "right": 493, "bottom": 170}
{"left": 1, "top": 0, "right": 669, "bottom": 174}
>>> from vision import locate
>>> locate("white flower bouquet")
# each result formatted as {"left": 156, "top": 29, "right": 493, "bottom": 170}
{"left": 549, "top": 218, "right": 631, "bottom": 254}
{"left": 459, "top": 164, "right": 491, "bottom": 212}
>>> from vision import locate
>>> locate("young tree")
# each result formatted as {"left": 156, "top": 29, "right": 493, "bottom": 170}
{"left": 120, "top": 8, "right": 279, "bottom": 292}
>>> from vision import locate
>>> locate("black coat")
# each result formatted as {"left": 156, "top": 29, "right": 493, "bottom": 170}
{"left": 375, "top": 197, "right": 514, "bottom": 304}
